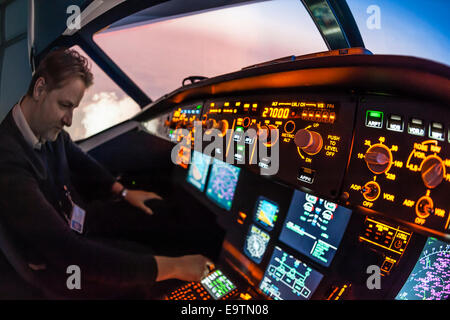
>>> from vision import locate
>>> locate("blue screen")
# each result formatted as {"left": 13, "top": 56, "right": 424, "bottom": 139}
{"left": 254, "top": 197, "right": 279, "bottom": 231}
{"left": 279, "top": 190, "right": 352, "bottom": 267}
{"left": 259, "top": 246, "right": 323, "bottom": 300}
{"left": 396, "top": 237, "right": 450, "bottom": 300}
{"left": 243, "top": 224, "right": 270, "bottom": 264}
{"left": 205, "top": 159, "right": 240, "bottom": 210}
{"left": 186, "top": 151, "right": 211, "bottom": 191}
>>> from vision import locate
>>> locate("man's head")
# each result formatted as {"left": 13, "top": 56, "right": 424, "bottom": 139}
{"left": 25, "top": 48, "right": 93, "bottom": 142}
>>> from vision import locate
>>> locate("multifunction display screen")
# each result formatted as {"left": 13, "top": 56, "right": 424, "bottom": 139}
{"left": 206, "top": 159, "right": 240, "bottom": 210}
{"left": 279, "top": 190, "right": 352, "bottom": 267}
{"left": 259, "top": 246, "right": 323, "bottom": 300}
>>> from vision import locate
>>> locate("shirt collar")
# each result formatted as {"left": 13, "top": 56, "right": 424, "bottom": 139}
{"left": 12, "top": 98, "right": 43, "bottom": 150}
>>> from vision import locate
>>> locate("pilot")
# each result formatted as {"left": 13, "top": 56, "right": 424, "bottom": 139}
{"left": 0, "top": 48, "right": 215, "bottom": 298}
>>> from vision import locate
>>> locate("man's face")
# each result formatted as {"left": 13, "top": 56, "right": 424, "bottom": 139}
{"left": 34, "top": 77, "right": 86, "bottom": 142}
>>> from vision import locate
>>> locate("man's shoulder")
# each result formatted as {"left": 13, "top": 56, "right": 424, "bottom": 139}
{"left": 0, "top": 113, "right": 32, "bottom": 166}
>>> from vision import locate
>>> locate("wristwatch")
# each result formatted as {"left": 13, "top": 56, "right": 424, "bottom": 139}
{"left": 120, "top": 188, "right": 128, "bottom": 199}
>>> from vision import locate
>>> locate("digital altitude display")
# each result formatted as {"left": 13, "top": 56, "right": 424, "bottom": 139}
{"left": 206, "top": 159, "right": 240, "bottom": 210}
{"left": 186, "top": 151, "right": 211, "bottom": 191}
{"left": 396, "top": 238, "right": 450, "bottom": 300}
{"left": 244, "top": 225, "right": 270, "bottom": 264}
{"left": 259, "top": 246, "right": 323, "bottom": 300}
{"left": 254, "top": 197, "right": 279, "bottom": 231}
{"left": 261, "top": 107, "right": 290, "bottom": 119}
{"left": 279, "top": 190, "right": 352, "bottom": 267}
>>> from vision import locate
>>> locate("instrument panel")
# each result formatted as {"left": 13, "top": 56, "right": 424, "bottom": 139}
{"left": 148, "top": 93, "right": 449, "bottom": 240}
{"left": 343, "top": 95, "right": 450, "bottom": 237}
{"left": 138, "top": 53, "right": 449, "bottom": 300}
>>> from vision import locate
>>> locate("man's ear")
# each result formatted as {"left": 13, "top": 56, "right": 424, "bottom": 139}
{"left": 33, "top": 77, "right": 47, "bottom": 101}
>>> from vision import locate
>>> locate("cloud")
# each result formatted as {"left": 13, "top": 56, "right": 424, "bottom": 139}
{"left": 70, "top": 91, "right": 140, "bottom": 139}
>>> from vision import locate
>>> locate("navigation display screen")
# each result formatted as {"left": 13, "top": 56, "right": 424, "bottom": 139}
{"left": 186, "top": 151, "right": 211, "bottom": 191}
{"left": 279, "top": 190, "right": 352, "bottom": 267}
{"left": 259, "top": 246, "right": 323, "bottom": 300}
{"left": 396, "top": 237, "right": 450, "bottom": 300}
{"left": 206, "top": 159, "right": 240, "bottom": 210}
{"left": 254, "top": 197, "right": 279, "bottom": 231}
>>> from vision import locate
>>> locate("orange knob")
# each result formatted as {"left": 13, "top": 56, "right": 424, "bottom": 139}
{"left": 294, "top": 129, "right": 323, "bottom": 155}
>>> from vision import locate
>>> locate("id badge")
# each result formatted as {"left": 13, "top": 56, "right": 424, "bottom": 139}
{"left": 70, "top": 204, "right": 86, "bottom": 234}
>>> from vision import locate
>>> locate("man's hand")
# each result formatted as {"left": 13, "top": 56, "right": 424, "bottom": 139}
{"left": 155, "top": 255, "right": 215, "bottom": 282}
{"left": 124, "top": 189, "right": 163, "bottom": 215}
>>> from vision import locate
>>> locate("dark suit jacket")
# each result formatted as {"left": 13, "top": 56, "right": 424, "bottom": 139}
{"left": 0, "top": 111, "right": 157, "bottom": 298}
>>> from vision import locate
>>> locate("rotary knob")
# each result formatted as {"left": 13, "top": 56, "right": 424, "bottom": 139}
{"left": 294, "top": 129, "right": 323, "bottom": 155}
{"left": 421, "top": 156, "right": 445, "bottom": 189}
{"left": 364, "top": 144, "right": 393, "bottom": 174}
{"left": 361, "top": 181, "right": 381, "bottom": 201}
{"left": 257, "top": 124, "right": 279, "bottom": 146}
{"left": 415, "top": 196, "right": 434, "bottom": 218}
{"left": 204, "top": 119, "right": 228, "bottom": 136}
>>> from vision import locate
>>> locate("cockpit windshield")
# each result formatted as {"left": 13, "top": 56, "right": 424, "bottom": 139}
{"left": 93, "top": 0, "right": 327, "bottom": 101}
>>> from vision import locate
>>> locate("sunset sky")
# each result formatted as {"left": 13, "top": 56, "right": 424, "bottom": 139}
{"left": 65, "top": 0, "right": 449, "bottom": 141}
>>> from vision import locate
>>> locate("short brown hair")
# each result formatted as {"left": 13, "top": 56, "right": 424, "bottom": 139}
{"left": 26, "top": 47, "right": 93, "bottom": 96}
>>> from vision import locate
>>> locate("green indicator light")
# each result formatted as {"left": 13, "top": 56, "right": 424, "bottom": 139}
{"left": 237, "top": 145, "right": 245, "bottom": 151}
{"left": 369, "top": 111, "right": 382, "bottom": 118}
{"left": 236, "top": 126, "right": 244, "bottom": 132}
{"left": 169, "top": 130, "right": 173, "bottom": 134}
{"left": 197, "top": 105, "right": 202, "bottom": 109}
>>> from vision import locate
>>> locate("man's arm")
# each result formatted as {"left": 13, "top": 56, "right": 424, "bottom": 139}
{"left": 63, "top": 132, "right": 163, "bottom": 214}
{"left": 0, "top": 163, "right": 212, "bottom": 296}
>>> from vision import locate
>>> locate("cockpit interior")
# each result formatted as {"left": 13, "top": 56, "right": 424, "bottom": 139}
{"left": 0, "top": 0, "right": 448, "bottom": 301}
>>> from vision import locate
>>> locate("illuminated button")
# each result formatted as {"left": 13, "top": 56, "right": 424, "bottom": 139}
{"left": 284, "top": 120, "right": 296, "bottom": 134}
{"left": 365, "top": 110, "right": 383, "bottom": 129}
{"left": 408, "top": 118, "right": 425, "bottom": 136}
{"left": 428, "top": 122, "right": 444, "bottom": 141}
{"left": 386, "top": 114, "right": 404, "bottom": 132}
{"left": 297, "top": 167, "right": 316, "bottom": 184}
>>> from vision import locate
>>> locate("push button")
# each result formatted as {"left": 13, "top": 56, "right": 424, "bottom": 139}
{"left": 365, "top": 110, "right": 383, "bottom": 129}
{"left": 428, "top": 122, "right": 444, "bottom": 141}
{"left": 408, "top": 118, "right": 425, "bottom": 136}
{"left": 386, "top": 114, "right": 403, "bottom": 132}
